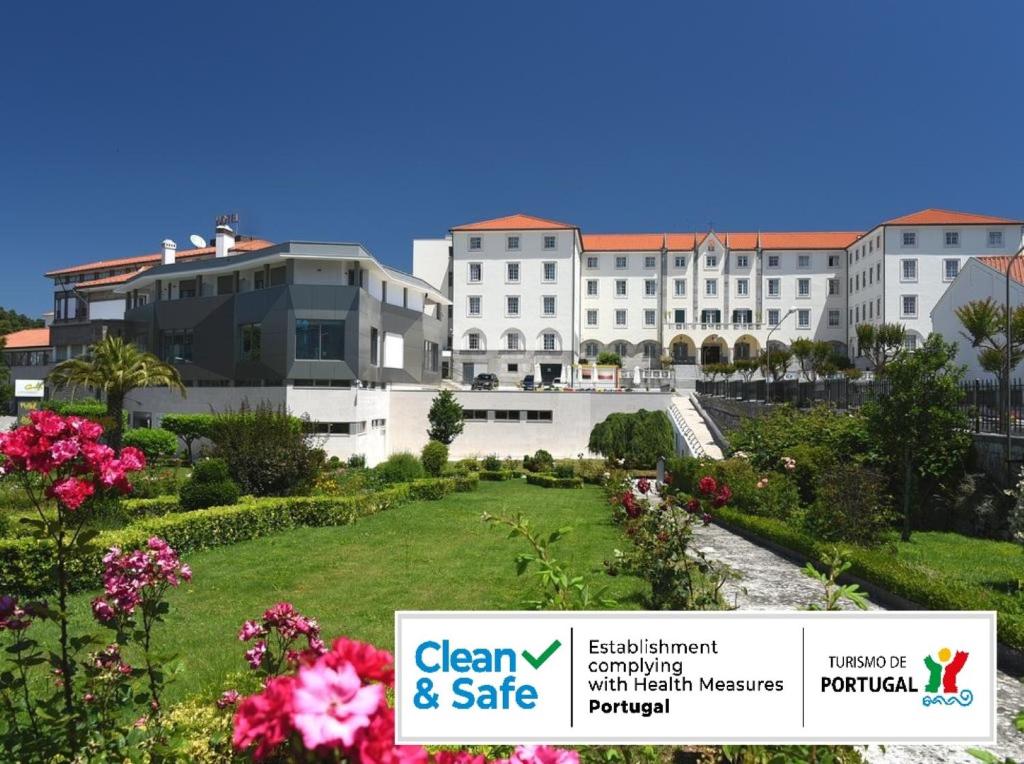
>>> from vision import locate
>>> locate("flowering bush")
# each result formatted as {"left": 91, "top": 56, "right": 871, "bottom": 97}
{"left": 238, "top": 602, "right": 327, "bottom": 677}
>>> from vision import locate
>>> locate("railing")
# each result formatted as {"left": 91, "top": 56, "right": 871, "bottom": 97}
{"left": 670, "top": 322, "right": 764, "bottom": 332}
{"left": 668, "top": 402, "right": 706, "bottom": 458}
{"left": 695, "top": 377, "right": 1024, "bottom": 435}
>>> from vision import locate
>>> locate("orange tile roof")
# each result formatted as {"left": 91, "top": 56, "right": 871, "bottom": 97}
{"left": 977, "top": 256, "right": 1024, "bottom": 285}
{"left": 2, "top": 328, "right": 50, "bottom": 349}
{"left": 45, "top": 239, "right": 274, "bottom": 278}
{"left": 75, "top": 268, "right": 151, "bottom": 289}
{"left": 722, "top": 232, "right": 758, "bottom": 249}
{"left": 760, "top": 231, "right": 862, "bottom": 250}
{"left": 582, "top": 230, "right": 860, "bottom": 251}
{"left": 665, "top": 233, "right": 696, "bottom": 249}
{"left": 884, "top": 208, "right": 1022, "bottom": 226}
{"left": 452, "top": 213, "right": 576, "bottom": 231}
{"left": 582, "top": 233, "right": 666, "bottom": 251}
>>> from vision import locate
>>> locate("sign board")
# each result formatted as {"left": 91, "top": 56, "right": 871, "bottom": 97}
{"left": 15, "top": 379, "right": 45, "bottom": 398}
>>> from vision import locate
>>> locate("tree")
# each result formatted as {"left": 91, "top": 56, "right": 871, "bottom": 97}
{"left": 588, "top": 409, "right": 672, "bottom": 469}
{"left": 855, "top": 323, "right": 906, "bottom": 374}
{"left": 733, "top": 358, "right": 759, "bottom": 382}
{"left": 427, "top": 389, "right": 464, "bottom": 445}
{"left": 160, "top": 413, "right": 216, "bottom": 464}
{"left": 758, "top": 347, "right": 792, "bottom": 383}
{"left": 791, "top": 339, "right": 835, "bottom": 382}
{"left": 0, "top": 337, "right": 11, "bottom": 413}
{"left": 596, "top": 351, "right": 622, "bottom": 367}
{"left": 0, "top": 306, "right": 43, "bottom": 336}
{"left": 47, "top": 335, "right": 185, "bottom": 450}
{"left": 862, "top": 334, "right": 970, "bottom": 541}
{"left": 702, "top": 363, "right": 734, "bottom": 383}
{"left": 956, "top": 297, "right": 1024, "bottom": 425}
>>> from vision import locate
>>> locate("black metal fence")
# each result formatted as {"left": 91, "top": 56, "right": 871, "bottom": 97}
{"left": 695, "top": 377, "right": 1024, "bottom": 435}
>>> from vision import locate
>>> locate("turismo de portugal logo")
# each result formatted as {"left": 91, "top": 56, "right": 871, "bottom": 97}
{"left": 923, "top": 646, "right": 973, "bottom": 708}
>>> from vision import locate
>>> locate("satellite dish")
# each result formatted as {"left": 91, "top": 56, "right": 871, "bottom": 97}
{"left": 189, "top": 234, "right": 206, "bottom": 248}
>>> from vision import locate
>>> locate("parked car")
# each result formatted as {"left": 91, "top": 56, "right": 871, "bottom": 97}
{"left": 521, "top": 374, "right": 536, "bottom": 391}
{"left": 471, "top": 373, "right": 499, "bottom": 390}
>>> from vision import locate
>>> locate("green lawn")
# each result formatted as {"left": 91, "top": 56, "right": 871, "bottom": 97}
{"left": 895, "top": 531, "right": 1024, "bottom": 598}
{"left": 46, "top": 481, "right": 642, "bottom": 704}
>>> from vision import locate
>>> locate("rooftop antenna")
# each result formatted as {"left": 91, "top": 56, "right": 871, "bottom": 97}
{"left": 189, "top": 234, "right": 206, "bottom": 249}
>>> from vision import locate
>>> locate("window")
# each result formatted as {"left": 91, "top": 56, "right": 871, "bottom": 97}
{"left": 586, "top": 256, "right": 598, "bottom": 268}
{"left": 869, "top": 269, "right": 873, "bottom": 285}
{"left": 613, "top": 342, "right": 627, "bottom": 356}
{"left": 644, "top": 255, "right": 657, "bottom": 268}
{"left": 828, "top": 279, "right": 839, "bottom": 295}
{"left": 705, "top": 255, "right": 718, "bottom": 268}
{"left": 904, "top": 335, "right": 918, "bottom": 351}
{"left": 901, "top": 295, "right": 917, "bottom": 318}
{"left": 542, "top": 296, "right": 556, "bottom": 316}
{"left": 543, "top": 235, "right": 556, "bottom": 250}
{"left": 855, "top": 306, "right": 860, "bottom": 322}
{"left": 876, "top": 263, "right": 881, "bottom": 280}
{"left": 644, "top": 279, "right": 657, "bottom": 296}
{"left": 828, "top": 309, "right": 840, "bottom": 327}
{"left": 507, "top": 363, "right": 518, "bottom": 373}
{"left": 828, "top": 255, "right": 840, "bottom": 267}
{"left": 615, "top": 309, "right": 627, "bottom": 327}
{"left": 674, "top": 255, "right": 686, "bottom": 268}
{"left": 506, "top": 262, "right": 520, "bottom": 282}
{"left": 768, "top": 309, "right": 780, "bottom": 326}
{"left": 644, "top": 309, "right": 656, "bottom": 327}
{"left": 868, "top": 301, "right": 873, "bottom": 319}
{"left": 674, "top": 278, "right": 686, "bottom": 296}
{"left": 768, "top": 254, "right": 780, "bottom": 268}
{"left": 797, "top": 309, "right": 810, "bottom": 328}
{"left": 179, "top": 279, "right": 197, "bottom": 299}
{"left": 369, "top": 327, "right": 379, "bottom": 365}
{"left": 507, "top": 235, "right": 520, "bottom": 250}
{"left": 945, "top": 231, "right": 960, "bottom": 247}
{"left": 295, "top": 320, "right": 344, "bottom": 361}
{"left": 736, "top": 278, "right": 749, "bottom": 296}
{"left": 902, "top": 231, "right": 916, "bottom": 247}
{"left": 526, "top": 410, "right": 553, "bottom": 422}
{"left": 506, "top": 296, "right": 520, "bottom": 316}
{"left": 160, "top": 330, "right": 193, "bottom": 363}
{"left": 797, "top": 278, "right": 810, "bottom": 297}
{"left": 673, "top": 309, "right": 686, "bottom": 323}
{"left": 705, "top": 279, "right": 717, "bottom": 296}
{"left": 467, "top": 332, "right": 480, "bottom": 350}
{"left": 270, "top": 266, "right": 286, "bottom": 286}
{"left": 463, "top": 409, "right": 488, "bottom": 421}
{"left": 767, "top": 278, "right": 780, "bottom": 297}
{"left": 855, "top": 274, "right": 860, "bottom": 291}
{"left": 615, "top": 256, "right": 627, "bottom": 269}
{"left": 543, "top": 262, "right": 557, "bottom": 282}
{"left": 239, "top": 323, "right": 261, "bottom": 361}
{"left": 736, "top": 255, "right": 749, "bottom": 268}
{"left": 944, "top": 259, "right": 960, "bottom": 281}
{"left": 798, "top": 254, "right": 810, "bottom": 268}
{"left": 989, "top": 231, "right": 1004, "bottom": 247}
{"left": 468, "top": 296, "right": 481, "bottom": 316}
{"left": 469, "top": 236, "right": 482, "bottom": 250}
{"left": 901, "top": 259, "right": 917, "bottom": 281}
{"left": 586, "top": 309, "right": 598, "bottom": 326}
{"left": 468, "top": 263, "right": 481, "bottom": 282}
{"left": 701, "top": 309, "right": 721, "bottom": 323}
{"left": 542, "top": 333, "right": 556, "bottom": 351}
{"left": 216, "top": 275, "right": 233, "bottom": 295}
{"left": 585, "top": 342, "right": 598, "bottom": 357}
{"left": 372, "top": 418, "right": 387, "bottom": 429}
{"left": 732, "top": 309, "right": 753, "bottom": 324}
{"left": 506, "top": 332, "right": 520, "bottom": 351}
{"left": 586, "top": 279, "right": 598, "bottom": 296}
{"left": 424, "top": 341, "right": 439, "bottom": 373}
{"left": 615, "top": 280, "right": 627, "bottom": 297}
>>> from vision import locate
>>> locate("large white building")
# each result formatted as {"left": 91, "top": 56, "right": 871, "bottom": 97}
{"left": 412, "top": 209, "right": 1024, "bottom": 386}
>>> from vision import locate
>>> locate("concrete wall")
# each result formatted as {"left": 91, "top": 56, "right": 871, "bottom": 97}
{"left": 389, "top": 389, "right": 672, "bottom": 459}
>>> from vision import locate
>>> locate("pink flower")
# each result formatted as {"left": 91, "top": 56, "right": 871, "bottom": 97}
{"left": 513, "top": 746, "right": 580, "bottom": 764}
{"left": 49, "top": 438, "right": 80, "bottom": 466}
{"left": 318, "top": 637, "right": 395, "bottom": 686}
{"left": 686, "top": 498, "right": 700, "bottom": 514}
{"left": 636, "top": 478, "right": 650, "bottom": 495}
{"left": 30, "top": 409, "right": 67, "bottom": 438}
{"left": 91, "top": 598, "right": 115, "bottom": 623}
{"left": 239, "top": 620, "right": 264, "bottom": 641}
{"left": 697, "top": 476, "right": 718, "bottom": 496}
{"left": 246, "top": 641, "right": 268, "bottom": 670}
{"left": 51, "top": 477, "right": 95, "bottom": 510}
{"left": 357, "top": 705, "right": 428, "bottom": 764}
{"left": 756, "top": 477, "right": 769, "bottom": 489}
{"left": 119, "top": 446, "right": 146, "bottom": 472}
{"left": 218, "top": 689, "right": 241, "bottom": 709}
{"left": 233, "top": 675, "right": 296, "bottom": 761}
{"left": 291, "top": 658, "right": 384, "bottom": 750}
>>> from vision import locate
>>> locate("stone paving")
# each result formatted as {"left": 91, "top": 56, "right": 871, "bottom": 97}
{"left": 692, "top": 521, "right": 1024, "bottom": 764}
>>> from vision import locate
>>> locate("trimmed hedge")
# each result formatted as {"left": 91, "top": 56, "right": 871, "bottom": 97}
{"left": 0, "top": 474, "right": 479, "bottom": 598}
{"left": 714, "top": 506, "right": 1024, "bottom": 652}
{"left": 525, "top": 473, "right": 583, "bottom": 489}
{"left": 123, "top": 495, "right": 183, "bottom": 517}
{"left": 479, "top": 470, "right": 520, "bottom": 481}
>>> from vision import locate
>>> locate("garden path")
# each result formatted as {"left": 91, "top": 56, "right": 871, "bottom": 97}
{"left": 692, "top": 520, "right": 1024, "bottom": 764}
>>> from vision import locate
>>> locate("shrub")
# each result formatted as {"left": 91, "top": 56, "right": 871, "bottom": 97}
{"left": 122, "top": 428, "right": 179, "bottom": 463}
{"left": 179, "top": 458, "right": 240, "bottom": 511}
{"left": 347, "top": 453, "right": 366, "bottom": 469}
{"left": 666, "top": 456, "right": 705, "bottom": 494}
{"left": 208, "top": 403, "right": 323, "bottom": 496}
{"left": 804, "top": 463, "right": 897, "bottom": 547}
{"left": 479, "top": 469, "right": 518, "bottom": 481}
{"left": 596, "top": 351, "right": 622, "bottom": 367}
{"left": 729, "top": 405, "right": 873, "bottom": 472}
{"left": 123, "top": 495, "right": 182, "bottom": 517}
{"left": 553, "top": 461, "right": 576, "bottom": 479}
{"left": 482, "top": 454, "right": 502, "bottom": 471}
{"left": 525, "top": 473, "right": 583, "bottom": 489}
{"left": 374, "top": 452, "right": 425, "bottom": 485}
{"left": 160, "top": 413, "right": 216, "bottom": 464}
{"left": 130, "top": 467, "right": 187, "bottom": 499}
{"left": 751, "top": 473, "right": 801, "bottom": 520}
{"left": 456, "top": 458, "right": 480, "bottom": 473}
{"left": 523, "top": 449, "right": 554, "bottom": 473}
{"left": 708, "top": 459, "right": 760, "bottom": 515}
{"left": 588, "top": 409, "right": 673, "bottom": 469}
{"left": 784, "top": 443, "right": 836, "bottom": 506}
{"left": 421, "top": 440, "right": 449, "bottom": 477}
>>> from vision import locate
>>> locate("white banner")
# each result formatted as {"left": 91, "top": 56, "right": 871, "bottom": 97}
{"left": 395, "top": 611, "right": 996, "bottom": 746}
{"left": 14, "top": 379, "right": 44, "bottom": 398}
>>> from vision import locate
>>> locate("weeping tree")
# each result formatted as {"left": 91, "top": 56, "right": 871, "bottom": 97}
{"left": 48, "top": 335, "right": 185, "bottom": 450}
{"left": 956, "top": 297, "right": 1024, "bottom": 427}
{"left": 855, "top": 323, "right": 906, "bottom": 374}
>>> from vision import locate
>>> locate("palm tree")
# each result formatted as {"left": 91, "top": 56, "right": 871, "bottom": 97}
{"left": 48, "top": 335, "right": 185, "bottom": 450}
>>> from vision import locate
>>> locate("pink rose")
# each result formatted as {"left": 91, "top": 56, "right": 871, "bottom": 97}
{"left": 291, "top": 659, "right": 384, "bottom": 750}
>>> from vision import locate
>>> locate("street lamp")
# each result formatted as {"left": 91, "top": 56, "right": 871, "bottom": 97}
{"left": 1005, "top": 244, "right": 1024, "bottom": 485}
{"left": 765, "top": 306, "right": 798, "bottom": 404}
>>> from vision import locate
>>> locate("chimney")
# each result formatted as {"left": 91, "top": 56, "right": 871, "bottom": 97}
{"left": 215, "top": 224, "right": 235, "bottom": 258}
{"left": 162, "top": 239, "right": 177, "bottom": 265}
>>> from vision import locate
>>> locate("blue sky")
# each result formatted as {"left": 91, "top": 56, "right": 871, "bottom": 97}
{"left": 2, "top": 1, "right": 1022, "bottom": 316}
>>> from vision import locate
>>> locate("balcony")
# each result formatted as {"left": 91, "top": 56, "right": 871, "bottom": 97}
{"left": 671, "top": 322, "right": 765, "bottom": 333}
